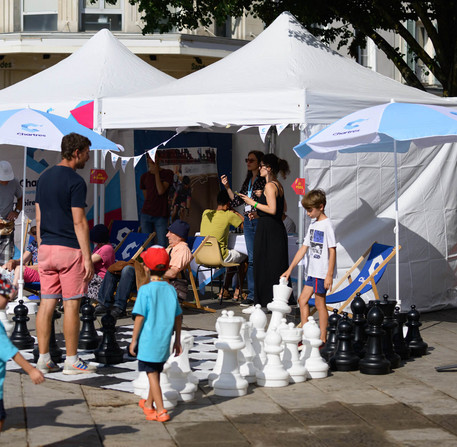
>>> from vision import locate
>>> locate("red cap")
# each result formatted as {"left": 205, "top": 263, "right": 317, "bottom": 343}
{"left": 141, "top": 246, "right": 169, "bottom": 271}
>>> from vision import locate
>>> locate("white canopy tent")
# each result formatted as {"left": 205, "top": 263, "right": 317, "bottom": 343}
{"left": 99, "top": 12, "right": 457, "bottom": 312}
{"left": 0, "top": 29, "right": 174, "bottom": 224}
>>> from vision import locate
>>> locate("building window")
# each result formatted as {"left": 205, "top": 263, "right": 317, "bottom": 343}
{"left": 81, "top": 0, "right": 123, "bottom": 32}
{"left": 23, "top": 0, "right": 58, "bottom": 32}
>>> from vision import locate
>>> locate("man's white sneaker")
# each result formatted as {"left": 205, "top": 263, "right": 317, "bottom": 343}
{"left": 36, "top": 358, "right": 61, "bottom": 374}
{"left": 62, "top": 358, "right": 97, "bottom": 375}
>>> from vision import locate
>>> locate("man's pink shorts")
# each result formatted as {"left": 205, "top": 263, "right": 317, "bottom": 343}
{"left": 38, "top": 245, "right": 88, "bottom": 300}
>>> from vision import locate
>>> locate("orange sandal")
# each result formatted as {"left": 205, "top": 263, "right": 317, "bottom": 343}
{"left": 146, "top": 408, "right": 170, "bottom": 422}
{"left": 139, "top": 399, "right": 157, "bottom": 416}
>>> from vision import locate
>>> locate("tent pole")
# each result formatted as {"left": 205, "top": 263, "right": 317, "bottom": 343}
{"left": 394, "top": 140, "right": 401, "bottom": 308}
{"left": 297, "top": 130, "right": 306, "bottom": 299}
{"left": 17, "top": 146, "right": 27, "bottom": 301}
{"left": 100, "top": 146, "right": 106, "bottom": 226}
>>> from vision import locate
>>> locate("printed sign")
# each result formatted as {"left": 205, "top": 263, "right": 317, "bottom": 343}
{"left": 291, "top": 177, "right": 305, "bottom": 195}
{"left": 90, "top": 169, "right": 108, "bottom": 184}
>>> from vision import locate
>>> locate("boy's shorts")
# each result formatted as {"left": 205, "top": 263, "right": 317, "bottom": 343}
{"left": 38, "top": 245, "right": 87, "bottom": 300}
{"left": 138, "top": 360, "right": 165, "bottom": 374}
{"left": 0, "top": 398, "right": 6, "bottom": 420}
{"left": 305, "top": 276, "right": 327, "bottom": 295}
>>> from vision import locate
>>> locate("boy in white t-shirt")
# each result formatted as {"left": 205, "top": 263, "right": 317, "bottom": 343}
{"left": 281, "top": 189, "right": 336, "bottom": 342}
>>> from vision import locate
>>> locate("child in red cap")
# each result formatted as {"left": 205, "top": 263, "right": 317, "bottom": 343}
{"left": 129, "top": 246, "right": 182, "bottom": 422}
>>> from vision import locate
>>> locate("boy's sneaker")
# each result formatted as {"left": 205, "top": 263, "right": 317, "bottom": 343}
{"left": 63, "top": 358, "right": 97, "bottom": 375}
{"left": 239, "top": 299, "right": 254, "bottom": 307}
{"left": 146, "top": 408, "right": 170, "bottom": 422}
{"left": 36, "top": 358, "right": 61, "bottom": 374}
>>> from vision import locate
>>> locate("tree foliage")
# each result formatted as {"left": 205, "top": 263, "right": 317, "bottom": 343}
{"left": 116, "top": 0, "right": 457, "bottom": 96}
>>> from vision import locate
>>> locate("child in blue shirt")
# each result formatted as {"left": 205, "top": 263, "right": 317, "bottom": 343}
{"left": 0, "top": 273, "right": 44, "bottom": 432}
{"left": 129, "top": 246, "right": 182, "bottom": 423}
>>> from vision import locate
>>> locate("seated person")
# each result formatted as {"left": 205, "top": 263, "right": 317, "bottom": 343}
{"left": 0, "top": 223, "right": 39, "bottom": 299}
{"left": 87, "top": 224, "right": 115, "bottom": 301}
{"left": 95, "top": 220, "right": 192, "bottom": 318}
{"left": 200, "top": 190, "right": 247, "bottom": 300}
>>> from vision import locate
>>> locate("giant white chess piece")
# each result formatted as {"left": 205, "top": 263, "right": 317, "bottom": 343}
{"left": 213, "top": 310, "right": 248, "bottom": 397}
{"left": 238, "top": 320, "right": 257, "bottom": 383}
{"left": 267, "top": 277, "right": 292, "bottom": 332}
{"left": 208, "top": 310, "right": 227, "bottom": 387}
{"left": 256, "top": 330, "right": 290, "bottom": 387}
{"left": 160, "top": 362, "right": 179, "bottom": 409}
{"left": 0, "top": 309, "right": 13, "bottom": 337}
{"left": 133, "top": 371, "right": 149, "bottom": 399}
{"left": 303, "top": 316, "right": 328, "bottom": 379}
{"left": 280, "top": 322, "right": 307, "bottom": 383}
{"left": 249, "top": 305, "right": 267, "bottom": 370}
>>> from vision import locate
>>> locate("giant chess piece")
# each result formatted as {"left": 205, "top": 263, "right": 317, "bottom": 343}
{"left": 167, "top": 331, "right": 198, "bottom": 402}
{"left": 0, "top": 308, "right": 14, "bottom": 337}
{"left": 267, "top": 277, "right": 292, "bottom": 332}
{"left": 160, "top": 362, "right": 180, "bottom": 409}
{"left": 351, "top": 293, "right": 367, "bottom": 358}
{"left": 359, "top": 301, "right": 391, "bottom": 375}
{"left": 10, "top": 300, "right": 35, "bottom": 350}
{"left": 238, "top": 321, "right": 257, "bottom": 383}
{"left": 378, "top": 295, "right": 401, "bottom": 368}
{"left": 320, "top": 309, "right": 341, "bottom": 362}
{"left": 405, "top": 305, "right": 428, "bottom": 357}
{"left": 329, "top": 312, "right": 360, "bottom": 371}
{"left": 257, "top": 330, "right": 290, "bottom": 387}
{"left": 133, "top": 371, "right": 149, "bottom": 399}
{"left": 79, "top": 297, "right": 100, "bottom": 350}
{"left": 392, "top": 306, "right": 411, "bottom": 360}
{"left": 280, "top": 322, "right": 307, "bottom": 383}
{"left": 208, "top": 310, "right": 228, "bottom": 387}
{"left": 213, "top": 311, "right": 248, "bottom": 397}
{"left": 303, "top": 316, "right": 329, "bottom": 379}
{"left": 33, "top": 309, "right": 63, "bottom": 363}
{"left": 250, "top": 305, "right": 267, "bottom": 370}
{"left": 94, "top": 310, "right": 124, "bottom": 364}
{"left": 6, "top": 296, "right": 37, "bottom": 315}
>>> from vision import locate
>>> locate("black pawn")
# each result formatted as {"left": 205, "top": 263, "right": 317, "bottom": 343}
{"left": 33, "top": 309, "right": 63, "bottom": 363}
{"left": 94, "top": 310, "right": 124, "bottom": 364}
{"left": 351, "top": 293, "right": 367, "bottom": 358}
{"left": 79, "top": 298, "right": 100, "bottom": 350}
{"left": 405, "top": 305, "right": 428, "bottom": 357}
{"left": 10, "top": 300, "right": 35, "bottom": 350}
{"left": 378, "top": 294, "right": 401, "bottom": 369}
{"left": 320, "top": 309, "right": 341, "bottom": 362}
{"left": 329, "top": 312, "right": 360, "bottom": 371}
{"left": 392, "top": 306, "right": 411, "bottom": 360}
{"left": 359, "top": 301, "right": 391, "bottom": 375}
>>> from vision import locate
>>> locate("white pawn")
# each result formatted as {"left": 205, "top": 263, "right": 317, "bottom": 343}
{"left": 267, "top": 277, "right": 292, "bottom": 333}
{"left": 250, "top": 304, "right": 267, "bottom": 370}
{"left": 208, "top": 310, "right": 228, "bottom": 387}
{"left": 167, "top": 332, "right": 198, "bottom": 402}
{"left": 256, "top": 331, "right": 290, "bottom": 387}
{"left": 300, "top": 319, "right": 313, "bottom": 364}
{"left": 132, "top": 371, "right": 149, "bottom": 399}
{"left": 280, "top": 323, "right": 307, "bottom": 383}
{"left": 238, "top": 321, "right": 257, "bottom": 383}
{"left": 213, "top": 311, "right": 248, "bottom": 397}
{"left": 303, "top": 316, "right": 328, "bottom": 379}
{"left": 160, "top": 362, "right": 179, "bottom": 409}
{"left": 0, "top": 309, "right": 13, "bottom": 337}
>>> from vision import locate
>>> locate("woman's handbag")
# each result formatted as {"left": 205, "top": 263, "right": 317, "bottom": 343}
{"left": 170, "top": 277, "right": 189, "bottom": 301}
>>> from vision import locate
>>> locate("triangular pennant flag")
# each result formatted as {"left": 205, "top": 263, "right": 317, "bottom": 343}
{"left": 259, "top": 125, "right": 271, "bottom": 143}
{"left": 238, "top": 126, "right": 254, "bottom": 133}
{"left": 276, "top": 124, "right": 288, "bottom": 135}
{"left": 133, "top": 154, "right": 143, "bottom": 168}
{"left": 120, "top": 157, "right": 130, "bottom": 173}
{"left": 148, "top": 148, "right": 158, "bottom": 161}
{"left": 111, "top": 152, "right": 119, "bottom": 169}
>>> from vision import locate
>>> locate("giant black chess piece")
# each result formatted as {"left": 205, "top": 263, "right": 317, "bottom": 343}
{"left": 94, "top": 310, "right": 124, "bottom": 364}
{"left": 33, "top": 309, "right": 63, "bottom": 363}
{"left": 378, "top": 295, "right": 401, "bottom": 369}
{"left": 320, "top": 309, "right": 341, "bottom": 362}
{"left": 351, "top": 293, "right": 367, "bottom": 358}
{"left": 79, "top": 297, "right": 100, "bottom": 350}
{"left": 329, "top": 312, "right": 360, "bottom": 371}
{"left": 405, "top": 305, "right": 428, "bottom": 357}
{"left": 359, "top": 301, "right": 391, "bottom": 375}
{"left": 10, "top": 300, "right": 35, "bottom": 350}
{"left": 392, "top": 306, "right": 411, "bottom": 360}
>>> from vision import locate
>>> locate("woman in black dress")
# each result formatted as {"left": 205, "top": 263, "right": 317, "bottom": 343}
{"left": 239, "top": 154, "right": 292, "bottom": 310}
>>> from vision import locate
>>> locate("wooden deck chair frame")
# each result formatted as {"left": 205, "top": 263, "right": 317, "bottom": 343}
{"left": 309, "top": 242, "right": 400, "bottom": 315}
{"left": 192, "top": 236, "right": 240, "bottom": 305}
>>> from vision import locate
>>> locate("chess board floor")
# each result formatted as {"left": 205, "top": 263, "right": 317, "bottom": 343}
{"left": 6, "top": 325, "right": 218, "bottom": 394}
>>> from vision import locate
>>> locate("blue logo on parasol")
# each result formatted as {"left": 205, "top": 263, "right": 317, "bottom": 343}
{"left": 21, "top": 123, "right": 42, "bottom": 133}
{"left": 344, "top": 119, "right": 368, "bottom": 130}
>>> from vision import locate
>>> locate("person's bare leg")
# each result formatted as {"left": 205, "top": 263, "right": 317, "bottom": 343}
{"left": 62, "top": 299, "right": 81, "bottom": 357}
{"left": 147, "top": 371, "right": 164, "bottom": 412}
{"left": 314, "top": 294, "right": 328, "bottom": 343}
{"left": 298, "top": 286, "right": 313, "bottom": 327}
{"left": 36, "top": 298, "right": 57, "bottom": 354}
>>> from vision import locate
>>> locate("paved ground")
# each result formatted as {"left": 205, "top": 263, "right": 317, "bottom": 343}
{"left": 2, "top": 299, "right": 457, "bottom": 447}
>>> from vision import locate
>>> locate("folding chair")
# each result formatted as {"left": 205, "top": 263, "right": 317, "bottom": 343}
{"left": 192, "top": 236, "right": 240, "bottom": 305}
{"left": 309, "top": 242, "right": 400, "bottom": 314}
{"left": 109, "top": 220, "right": 140, "bottom": 248}
{"left": 114, "top": 232, "right": 154, "bottom": 262}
